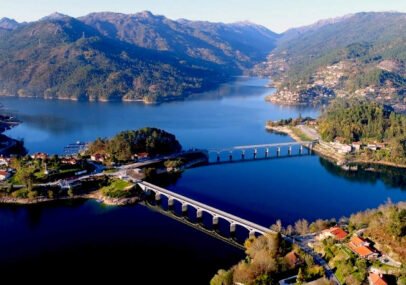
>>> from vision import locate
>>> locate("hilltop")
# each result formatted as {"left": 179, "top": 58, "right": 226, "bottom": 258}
{"left": 0, "top": 11, "right": 277, "bottom": 103}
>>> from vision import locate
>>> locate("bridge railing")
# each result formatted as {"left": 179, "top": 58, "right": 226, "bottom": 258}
{"left": 138, "top": 181, "right": 271, "bottom": 235}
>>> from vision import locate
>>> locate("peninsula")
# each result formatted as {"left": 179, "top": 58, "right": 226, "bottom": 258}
{"left": 266, "top": 99, "right": 406, "bottom": 170}
{"left": 0, "top": 127, "right": 208, "bottom": 205}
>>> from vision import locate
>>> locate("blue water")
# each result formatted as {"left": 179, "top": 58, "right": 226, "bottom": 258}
{"left": 0, "top": 77, "right": 404, "bottom": 281}
{"left": 3, "top": 77, "right": 316, "bottom": 154}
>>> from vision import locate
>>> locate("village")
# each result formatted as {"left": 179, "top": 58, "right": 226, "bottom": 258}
{"left": 287, "top": 223, "right": 403, "bottom": 285}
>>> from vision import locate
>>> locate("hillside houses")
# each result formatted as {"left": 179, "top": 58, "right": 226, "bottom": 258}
{"left": 317, "top": 226, "right": 348, "bottom": 241}
{"left": 348, "top": 235, "right": 379, "bottom": 260}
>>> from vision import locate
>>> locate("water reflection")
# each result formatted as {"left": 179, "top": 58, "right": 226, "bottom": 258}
{"left": 319, "top": 158, "right": 406, "bottom": 190}
{"left": 18, "top": 114, "right": 78, "bottom": 134}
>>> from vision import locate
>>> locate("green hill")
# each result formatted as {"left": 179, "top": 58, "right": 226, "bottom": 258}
{"left": 0, "top": 12, "right": 278, "bottom": 103}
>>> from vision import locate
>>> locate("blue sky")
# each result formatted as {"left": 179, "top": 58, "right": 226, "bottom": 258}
{"left": 0, "top": 0, "right": 405, "bottom": 32}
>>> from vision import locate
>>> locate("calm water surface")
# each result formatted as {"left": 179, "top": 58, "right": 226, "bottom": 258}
{"left": 0, "top": 77, "right": 404, "bottom": 281}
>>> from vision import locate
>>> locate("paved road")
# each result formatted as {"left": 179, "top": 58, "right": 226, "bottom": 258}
{"left": 297, "top": 125, "right": 321, "bottom": 140}
{"left": 290, "top": 234, "right": 340, "bottom": 285}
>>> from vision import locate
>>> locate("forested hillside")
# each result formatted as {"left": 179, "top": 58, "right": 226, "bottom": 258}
{"left": 318, "top": 99, "right": 406, "bottom": 163}
{"left": 0, "top": 12, "right": 277, "bottom": 102}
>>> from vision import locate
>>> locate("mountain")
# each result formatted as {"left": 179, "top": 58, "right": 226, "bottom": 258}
{"left": 0, "top": 17, "right": 20, "bottom": 31}
{"left": 79, "top": 11, "right": 278, "bottom": 71}
{"left": 280, "top": 14, "right": 355, "bottom": 42}
{"left": 0, "top": 12, "right": 278, "bottom": 102}
{"left": 0, "top": 14, "right": 231, "bottom": 102}
{"left": 263, "top": 12, "right": 406, "bottom": 112}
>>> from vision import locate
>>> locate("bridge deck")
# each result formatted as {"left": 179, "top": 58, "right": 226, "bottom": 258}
{"left": 139, "top": 181, "right": 271, "bottom": 234}
{"left": 209, "top": 141, "right": 314, "bottom": 152}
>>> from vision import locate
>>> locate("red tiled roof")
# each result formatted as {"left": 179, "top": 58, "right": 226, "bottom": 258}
{"left": 329, "top": 227, "right": 348, "bottom": 240}
{"left": 369, "top": 273, "right": 388, "bottom": 285}
{"left": 348, "top": 243, "right": 374, "bottom": 257}
{"left": 285, "top": 251, "right": 301, "bottom": 267}
{"left": 350, "top": 235, "right": 367, "bottom": 247}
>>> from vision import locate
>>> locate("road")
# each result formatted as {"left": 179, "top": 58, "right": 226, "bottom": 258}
{"left": 288, "top": 234, "right": 340, "bottom": 285}
{"left": 296, "top": 125, "right": 321, "bottom": 140}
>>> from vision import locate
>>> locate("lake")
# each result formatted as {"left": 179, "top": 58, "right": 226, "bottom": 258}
{"left": 0, "top": 77, "right": 405, "bottom": 282}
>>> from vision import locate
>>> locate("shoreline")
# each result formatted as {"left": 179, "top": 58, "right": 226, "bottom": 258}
{"left": 0, "top": 190, "right": 140, "bottom": 206}
{"left": 266, "top": 125, "right": 406, "bottom": 170}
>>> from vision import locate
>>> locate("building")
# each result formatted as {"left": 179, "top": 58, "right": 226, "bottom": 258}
{"left": 90, "top": 153, "right": 106, "bottom": 162}
{"left": 351, "top": 142, "right": 362, "bottom": 151}
{"left": 285, "top": 251, "right": 303, "bottom": 268}
{"left": 0, "top": 156, "right": 10, "bottom": 166}
{"left": 348, "top": 236, "right": 379, "bottom": 259}
{"left": 31, "top": 152, "right": 48, "bottom": 160}
{"left": 135, "top": 152, "right": 149, "bottom": 159}
{"left": 368, "top": 273, "right": 388, "bottom": 285}
{"left": 367, "top": 144, "right": 378, "bottom": 151}
{"left": 349, "top": 235, "right": 370, "bottom": 247}
{"left": 317, "top": 226, "right": 348, "bottom": 241}
{"left": 0, "top": 170, "right": 11, "bottom": 181}
{"left": 61, "top": 157, "right": 78, "bottom": 165}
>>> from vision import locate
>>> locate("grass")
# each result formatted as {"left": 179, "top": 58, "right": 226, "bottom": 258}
{"left": 291, "top": 126, "right": 314, "bottom": 141}
{"left": 101, "top": 179, "right": 134, "bottom": 198}
{"left": 372, "top": 261, "right": 401, "bottom": 272}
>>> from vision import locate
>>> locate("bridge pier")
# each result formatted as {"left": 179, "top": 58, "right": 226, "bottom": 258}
{"left": 277, "top": 147, "right": 281, "bottom": 156}
{"left": 212, "top": 216, "right": 219, "bottom": 229}
{"left": 300, "top": 145, "right": 303, "bottom": 154}
{"left": 196, "top": 209, "right": 203, "bottom": 223}
{"left": 253, "top": 148, "right": 257, "bottom": 159}
{"left": 229, "top": 151, "right": 233, "bottom": 161}
{"left": 241, "top": 150, "right": 245, "bottom": 160}
{"left": 138, "top": 181, "right": 273, "bottom": 241}
{"left": 182, "top": 203, "right": 188, "bottom": 216}
{"left": 288, "top": 146, "right": 292, "bottom": 155}
{"left": 265, "top": 148, "right": 269, "bottom": 158}
{"left": 216, "top": 152, "right": 220, "bottom": 162}
{"left": 155, "top": 193, "right": 162, "bottom": 204}
{"left": 249, "top": 230, "right": 256, "bottom": 238}
{"left": 230, "top": 223, "right": 236, "bottom": 237}
{"left": 168, "top": 197, "right": 174, "bottom": 211}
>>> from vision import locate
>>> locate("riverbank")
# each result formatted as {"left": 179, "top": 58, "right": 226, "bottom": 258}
{"left": 266, "top": 125, "right": 406, "bottom": 169}
{"left": 0, "top": 190, "right": 140, "bottom": 206}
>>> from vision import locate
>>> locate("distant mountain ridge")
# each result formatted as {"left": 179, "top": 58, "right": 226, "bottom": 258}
{"left": 0, "top": 11, "right": 405, "bottom": 106}
{"left": 79, "top": 11, "right": 278, "bottom": 70}
{"left": 0, "top": 17, "right": 20, "bottom": 31}
{"left": 0, "top": 11, "right": 278, "bottom": 102}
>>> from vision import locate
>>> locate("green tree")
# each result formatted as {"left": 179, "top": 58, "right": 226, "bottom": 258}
{"left": 210, "top": 269, "right": 233, "bottom": 285}
{"left": 296, "top": 268, "right": 305, "bottom": 284}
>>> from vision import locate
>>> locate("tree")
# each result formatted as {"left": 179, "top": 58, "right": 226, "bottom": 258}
{"left": 27, "top": 190, "right": 38, "bottom": 199}
{"left": 286, "top": 225, "right": 294, "bottom": 236}
{"left": 16, "top": 166, "right": 35, "bottom": 191}
{"left": 309, "top": 219, "right": 329, "bottom": 232}
{"left": 295, "top": 219, "right": 309, "bottom": 235}
{"left": 296, "top": 268, "right": 305, "bottom": 284}
{"left": 389, "top": 208, "right": 406, "bottom": 237}
{"left": 271, "top": 219, "right": 283, "bottom": 233}
{"left": 87, "top": 128, "right": 182, "bottom": 162}
{"left": 210, "top": 269, "right": 233, "bottom": 285}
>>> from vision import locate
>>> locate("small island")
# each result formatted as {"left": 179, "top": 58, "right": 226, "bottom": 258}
{"left": 0, "top": 127, "right": 208, "bottom": 205}
{"left": 266, "top": 99, "right": 406, "bottom": 170}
